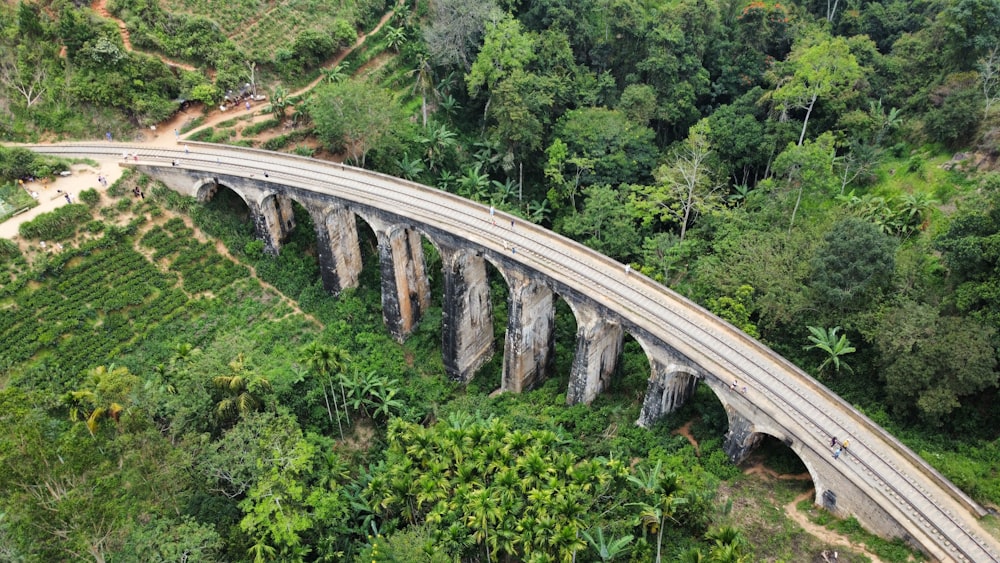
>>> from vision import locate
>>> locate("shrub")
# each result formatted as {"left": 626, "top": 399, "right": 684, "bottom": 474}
{"left": 0, "top": 238, "right": 20, "bottom": 260}
{"left": 78, "top": 188, "right": 100, "bottom": 206}
{"left": 18, "top": 204, "right": 92, "bottom": 241}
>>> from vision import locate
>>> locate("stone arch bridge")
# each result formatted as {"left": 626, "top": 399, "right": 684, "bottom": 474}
{"left": 28, "top": 143, "right": 1000, "bottom": 562}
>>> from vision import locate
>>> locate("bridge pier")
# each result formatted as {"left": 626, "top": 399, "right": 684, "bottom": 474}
{"left": 502, "top": 273, "right": 555, "bottom": 393}
{"left": 440, "top": 246, "right": 495, "bottom": 382}
{"left": 636, "top": 347, "right": 701, "bottom": 428}
{"left": 566, "top": 302, "right": 622, "bottom": 405}
{"left": 723, "top": 410, "right": 764, "bottom": 464}
{"left": 253, "top": 193, "right": 296, "bottom": 255}
{"left": 374, "top": 223, "right": 431, "bottom": 343}
{"left": 310, "top": 205, "right": 362, "bottom": 294}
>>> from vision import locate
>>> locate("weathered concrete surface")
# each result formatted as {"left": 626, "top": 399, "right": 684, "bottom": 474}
{"left": 565, "top": 300, "right": 622, "bottom": 405}
{"left": 440, "top": 246, "right": 495, "bottom": 382}
{"left": 502, "top": 272, "right": 555, "bottom": 394}
{"left": 309, "top": 204, "right": 362, "bottom": 294}
{"left": 375, "top": 223, "right": 431, "bottom": 342}
{"left": 258, "top": 193, "right": 295, "bottom": 254}
{"left": 635, "top": 341, "right": 701, "bottom": 428}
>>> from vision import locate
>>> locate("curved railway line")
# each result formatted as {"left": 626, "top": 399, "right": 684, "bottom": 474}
{"left": 27, "top": 143, "right": 1000, "bottom": 562}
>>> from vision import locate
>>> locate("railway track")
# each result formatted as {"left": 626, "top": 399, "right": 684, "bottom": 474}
{"left": 27, "top": 143, "right": 1000, "bottom": 562}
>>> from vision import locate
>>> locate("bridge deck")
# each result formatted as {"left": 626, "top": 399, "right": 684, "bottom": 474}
{"left": 25, "top": 142, "right": 1000, "bottom": 562}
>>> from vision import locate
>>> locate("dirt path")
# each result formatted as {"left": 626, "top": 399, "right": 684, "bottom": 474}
{"left": 289, "top": 0, "right": 404, "bottom": 98}
{"left": 784, "top": 489, "right": 889, "bottom": 563}
{"left": 673, "top": 420, "right": 701, "bottom": 456}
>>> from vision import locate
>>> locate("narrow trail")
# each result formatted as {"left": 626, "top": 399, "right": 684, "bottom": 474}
{"left": 784, "top": 489, "right": 889, "bottom": 563}
{"left": 91, "top": 0, "right": 196, "bottom": 71}
{"left": 672, "top": 420, "right": 701, "bottom": 456}
{"left": 174, "top": 0, "right": 405, "bottom": 140}
{"left": 289, "top": 0, "right": 404, "bottom": 98}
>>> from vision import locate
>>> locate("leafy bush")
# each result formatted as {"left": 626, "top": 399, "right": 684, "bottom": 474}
{"left": 241, "top": 118, "right": 281, "bottom": 137}
{"left": 18, "top": 204, "right": 92, "bottom": 241}
{"left": 0, "top": 238, "right": 20, "bottom": 260}
{"left": 78, "top": 188, "right": 100, "bottom": 206}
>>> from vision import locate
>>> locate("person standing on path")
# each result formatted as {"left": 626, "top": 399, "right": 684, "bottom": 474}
{"left": 490, "top": 205, "right": 495, "bottom": 220}
{"left": 833, "top": 447, "right": 842, "bottom": 459}
{"left": 174, "top": 128, "right": 179, "bottom": 140}
{"left": 106, "top": 131, "right": 112, "bottom": 142}
{"left": 830, "top": 436, "right": 838, "bottom": 447}
{"left": 625, "top": 264, "right": 631, "bottom": 275}
{"left": 64, "top": 193, "right": 71, "bottom": 204}
{"left": 841, "top": 440, "right": 849, "bottom": 457}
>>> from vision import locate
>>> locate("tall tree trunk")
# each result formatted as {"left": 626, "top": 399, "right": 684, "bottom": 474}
{"left": 798, "top": 93, "right": 818, "bottom": 146}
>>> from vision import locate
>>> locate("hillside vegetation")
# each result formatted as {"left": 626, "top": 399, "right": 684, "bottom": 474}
{"left": 2, "top": 0, "right": 1000, "bottom": 559}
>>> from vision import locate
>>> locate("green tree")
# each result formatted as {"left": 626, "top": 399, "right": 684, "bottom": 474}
{"left": 630, "top": 120, "right": 723, "bottom": 241}
{"left": 935, "top": 183, "right": 1000, "bottom": 324}
{"left": 562, "top": 184, "right": 641, "bottom": 261}
{"left": 307, "top": 79, "right": 411, "bottom": 168}
{"left": 771, "top": 132, "right": 838, "bottom": 232}
{"left": 766, "top": 31, "right": 864, "bottom": 146}
{"left": 553, "top": 107, "right": 659, "bottom": 187}
{"left": 874, "top": 307, "right": 998, "bottom": 425}
{"left": 809, "top": 216, "right": 897, "bottom": 314}
{"left": 466, "top": 12, "right": 537, "bottom": 125}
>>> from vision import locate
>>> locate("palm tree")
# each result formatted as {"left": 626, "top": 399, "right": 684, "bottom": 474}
{"left": 299, "top": 342, "right": 352, "bottom": 435}
{"left": 804, "top": 326, "right": 856, "bottom": 375}
{"left": 466, "top": 488, "right": 502, "bottom": 563}
{"left": 459, "top": 163, "right": 491, "bottom": 201}
{"left": 581, "top": 527, "right": 633, "bottom": 561}
{"left": 627, "top": 460, "right": 686, "bottom": 563}
{"left": 409, "top": 53, "right": 436, "bottom": 127}
{"left": 62, "top": 365, "right": 138, "bottom": 436}
{"left": 213, "top": 354, "right": 272, "bottom": 425}
{"left": 419, "top": 124, "right": 457, "bottom": 171}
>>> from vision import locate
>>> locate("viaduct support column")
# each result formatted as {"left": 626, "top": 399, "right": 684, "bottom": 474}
{"left": 565, "top": 301, "right": 622, "bottom": 405}
{"left": 502, "top": 272, "right": 554, "bottom": 393}
{"left": 374, "top": 222, "right": 431, "bottom": 343}
{"left": 253, "top": 193, "right": 296, "bottom": 255}
{"left": 636, "top": 344, "right": 700, "bottom": 427}
{"left": 309, "top": 205, "right": 362, "bottom": 294}
{"left": 723, "top": 410, "right": 764, "bottom": 464}
{"left": 441, "top": 246, "right": 495, "bottom": 382}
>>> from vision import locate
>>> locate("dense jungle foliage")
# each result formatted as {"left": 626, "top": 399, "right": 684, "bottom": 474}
{"left": 2, "top": 0, "right": 1000, "bottom": 559}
